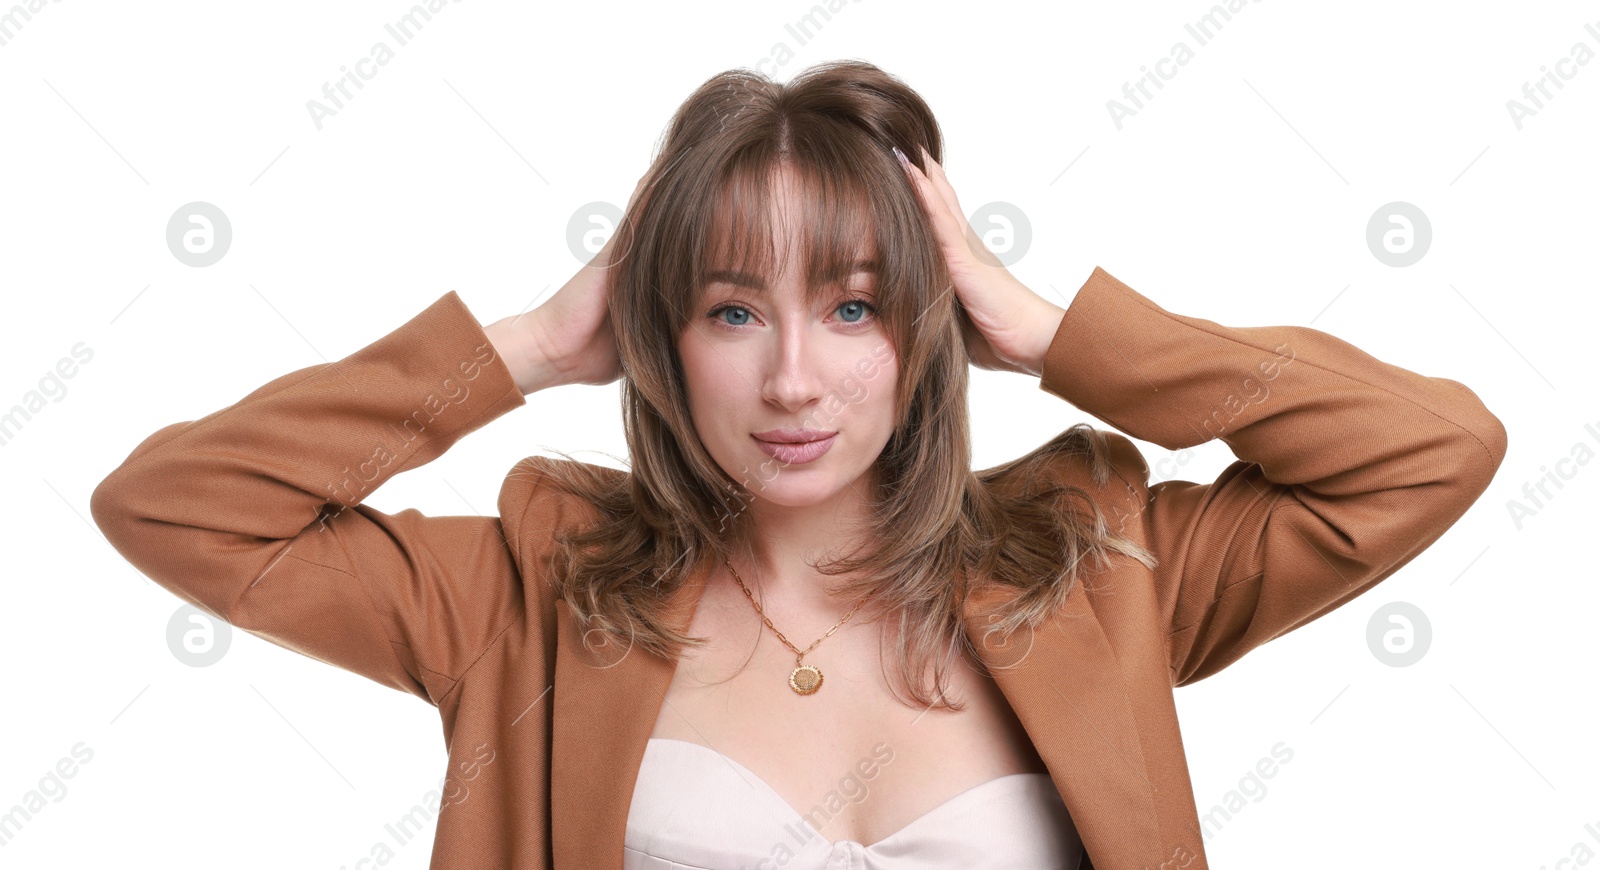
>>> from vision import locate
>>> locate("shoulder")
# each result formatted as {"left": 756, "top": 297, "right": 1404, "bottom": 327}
{"left": 978, "top": 423, "right": 1150, "bottom": 506}
{"left": 496, "top": 455, "right": 627, "bottom": 574}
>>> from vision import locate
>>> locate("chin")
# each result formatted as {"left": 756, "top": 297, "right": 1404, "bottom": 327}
{"left": 738, "top": 470, "right": 835, "bottom": 502}
{"left": 730, "top": 452, "right": 856, "bottom": 503}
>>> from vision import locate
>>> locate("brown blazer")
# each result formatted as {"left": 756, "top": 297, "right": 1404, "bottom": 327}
{"left": 90, "top": 266, "right": 1506, "bottom": 869}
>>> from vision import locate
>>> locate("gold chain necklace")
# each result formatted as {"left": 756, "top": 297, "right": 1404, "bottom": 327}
{"left": 722, "top": 555, "right": 868, "bottom": 695}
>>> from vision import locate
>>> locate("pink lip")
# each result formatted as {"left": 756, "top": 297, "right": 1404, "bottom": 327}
{"left": 752, "top": 427, "right": 838, "bottom": 443}
{"left": 752, "top": 432, "right": 837, "bottom": 465}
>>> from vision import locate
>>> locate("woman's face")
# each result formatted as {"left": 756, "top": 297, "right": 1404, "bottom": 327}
{"left": 676, "top": 167, "right": 899, "bottom": 512}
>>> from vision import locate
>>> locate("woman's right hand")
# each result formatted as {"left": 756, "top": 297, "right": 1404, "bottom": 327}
{"left": 486, "top": 174, "right": 649, "bottom": 394}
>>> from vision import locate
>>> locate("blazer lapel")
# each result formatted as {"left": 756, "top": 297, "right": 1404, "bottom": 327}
{"left": 550, "top": 554, "right": 714, "bottom": 870}
{"left": 551, "top": 556, "right": 1164, "bottom": 870}
{"left": 960, "top": 580, "right": 1166, "bottom": 868}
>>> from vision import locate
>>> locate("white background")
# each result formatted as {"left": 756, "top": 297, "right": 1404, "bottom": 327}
{"left": 2, "top": 1, "right": 1596, "bottom": 867}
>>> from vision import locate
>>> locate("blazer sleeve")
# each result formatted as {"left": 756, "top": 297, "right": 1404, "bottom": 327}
{"left": 89, "top": 290, "right": 530, "bottom": 706}
{"left": 1038, "top": 267, "right": 1508, "bottom": 687}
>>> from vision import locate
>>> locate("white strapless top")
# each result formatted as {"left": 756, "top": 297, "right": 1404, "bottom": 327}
{"left": 624, "top": 737, "right": 1084, "bottom": 869}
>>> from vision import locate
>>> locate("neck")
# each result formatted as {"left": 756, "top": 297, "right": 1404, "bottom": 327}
{"left": 728, "top": 468, "right": 882, "bottom": 616}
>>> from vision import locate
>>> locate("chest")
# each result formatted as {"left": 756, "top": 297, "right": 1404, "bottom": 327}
{"left": 644, "top": 580, "right": 1051, "bottom": 848}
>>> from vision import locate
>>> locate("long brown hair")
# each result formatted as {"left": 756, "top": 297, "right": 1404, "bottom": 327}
{"left": 532, "top": 60, "right": 1155, "bottom": 711}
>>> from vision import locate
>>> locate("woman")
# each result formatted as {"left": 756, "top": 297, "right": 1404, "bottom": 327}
{"left": 90, "top": 61, "right": 1507, "bottom": 869}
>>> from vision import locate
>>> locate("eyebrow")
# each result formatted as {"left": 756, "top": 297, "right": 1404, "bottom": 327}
{"left": 703, "top": 260, "right": 877, "bottom": 292}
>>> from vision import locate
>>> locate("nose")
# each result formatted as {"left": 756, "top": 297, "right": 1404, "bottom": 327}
{"left": 759, "top": 318, "right": 826, "bottom": 413}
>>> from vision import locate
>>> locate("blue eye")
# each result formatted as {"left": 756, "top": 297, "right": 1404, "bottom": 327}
{"left": 717, "top": 306, "right": 752, "bottom": 326}
{"left": 704, "top": 299, "right": 878, "bottom": 332}
{"left": 836, "top": 298, "right": 880, "bottom": 328}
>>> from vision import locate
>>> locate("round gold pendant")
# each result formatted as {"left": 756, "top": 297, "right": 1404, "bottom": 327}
{"left": 789, "top": 664, "right": 823, "bottom": 695}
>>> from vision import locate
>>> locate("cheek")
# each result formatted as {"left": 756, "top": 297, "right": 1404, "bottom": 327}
{"left": 684, "top": 353, "right": 743, "bottom": 400}
{"left": 829, "top": 374, "right": 896, "bottom": 443}
{"left": 674, "top": 343, "right": 705, "bottom": 414}
{"left": 846, "top": 345, "right": 897, "bottom": 417}
{"left": 677, "top": 342, "right": 744, "bottom": 428}
{"left": 871, "top": 356, "right": 901, "bottom": 432}
{"left": 677, "top": 334, "right": 716, "bottom": 390}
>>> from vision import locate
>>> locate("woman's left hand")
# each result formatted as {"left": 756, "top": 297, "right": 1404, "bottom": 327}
{"left": 896, "top": 145, "right": 1066, "bottom": 378}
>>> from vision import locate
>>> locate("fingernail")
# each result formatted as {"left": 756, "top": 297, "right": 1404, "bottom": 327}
{"left": 892, "top": 145, "right": 911, "bottom": 167}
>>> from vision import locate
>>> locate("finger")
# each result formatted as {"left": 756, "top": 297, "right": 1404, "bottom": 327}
{"left": 899, "top": 152, "right": 970, "bottom": 253}
{"left": 911, "top": 148, "right": 998, "bottom": 268}
{"left": 915, "top": 146, "right": 970, "bottom": 238}
{"left": 897, "top": 148, "right": 938, "bottom": 214}
{"left": 899, "top": 154, "right": 947, "bottom": 235}
{"left": 916, "top": 146, "right": 967, "bottom": 227}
